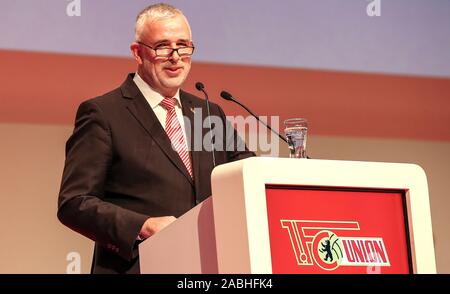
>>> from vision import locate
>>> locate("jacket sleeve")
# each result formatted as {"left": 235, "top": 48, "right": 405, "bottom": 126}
{"left": 57, "top": 100, "right": 148, "bottom": 261}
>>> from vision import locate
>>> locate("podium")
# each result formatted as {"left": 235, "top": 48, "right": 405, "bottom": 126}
{"left": 139, "top": 157, "right": 436, "bottom": 274}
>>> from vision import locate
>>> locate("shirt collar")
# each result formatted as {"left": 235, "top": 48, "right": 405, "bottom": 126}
{"left": 133, "top": 72, "right": 181, "bottom": 109}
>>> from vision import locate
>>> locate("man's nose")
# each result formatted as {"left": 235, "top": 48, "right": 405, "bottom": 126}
{"left": 169, "top": 49, "right": 180, "bottom": 62}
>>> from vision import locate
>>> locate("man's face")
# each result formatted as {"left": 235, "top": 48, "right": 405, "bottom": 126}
{"left": 137, "top": 14, "right": 192, "bottom": 97}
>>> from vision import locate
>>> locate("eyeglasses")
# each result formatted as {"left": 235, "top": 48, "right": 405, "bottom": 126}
{"left": 137, "top": 41, "right": 195, "bottom": 57}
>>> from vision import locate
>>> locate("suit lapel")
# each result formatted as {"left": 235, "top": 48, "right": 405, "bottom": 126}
{"left": 121, "top": 74, "right": 194, "bottom": 186}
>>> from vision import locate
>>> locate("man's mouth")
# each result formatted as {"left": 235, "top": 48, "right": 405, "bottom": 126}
{"left": 164, "top": 67, "right": 183, "bottom": 76}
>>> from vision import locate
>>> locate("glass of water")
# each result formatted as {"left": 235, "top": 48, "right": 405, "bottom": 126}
{"left": 284, "top": 118, "right": 308, "bottom": 158}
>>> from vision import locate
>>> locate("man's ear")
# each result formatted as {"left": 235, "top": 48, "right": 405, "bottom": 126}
{"left": 130, "top": 43, "right": 143, "bottom": 65}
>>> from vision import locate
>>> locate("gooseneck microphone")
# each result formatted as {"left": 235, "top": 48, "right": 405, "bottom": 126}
{"left": 220, "top": 91, "right": 288, "bottom": 144}
{"left": 195, "top": 82, "right": 216, "bottom": 168}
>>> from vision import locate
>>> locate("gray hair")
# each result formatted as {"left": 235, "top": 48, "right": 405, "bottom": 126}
{"left": 135, "top": 3, "right": 186, "bottom": 41}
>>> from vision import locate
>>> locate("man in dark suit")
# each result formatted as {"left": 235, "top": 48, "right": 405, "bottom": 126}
{"left": 57, "top": 3, "right": 254, "bottom": 274}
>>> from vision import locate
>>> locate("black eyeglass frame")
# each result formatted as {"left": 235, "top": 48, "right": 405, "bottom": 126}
{"left": 137, "top": 41, "right": 195, "bottom": 57}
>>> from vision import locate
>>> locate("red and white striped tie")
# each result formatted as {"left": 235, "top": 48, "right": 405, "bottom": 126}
{"left": 160, "top": 97, "right": 193, "bottom": 178}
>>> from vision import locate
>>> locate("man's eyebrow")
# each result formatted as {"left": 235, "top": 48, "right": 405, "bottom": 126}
{"left": 153, "top": 40, "right": 169, "bottom": 46}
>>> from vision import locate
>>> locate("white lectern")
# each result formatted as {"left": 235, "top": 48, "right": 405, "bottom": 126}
{"left": 139, "top": 157, "right": 436, "bottom": 274}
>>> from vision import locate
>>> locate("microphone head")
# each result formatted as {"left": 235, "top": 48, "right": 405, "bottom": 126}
{"left": 195, "top": 82, "right": 204, "bottom": 91}
{"left": 220, "top": 91, "right": 233, "bottom": 101}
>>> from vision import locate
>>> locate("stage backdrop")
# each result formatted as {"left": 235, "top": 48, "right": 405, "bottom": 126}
{"left": 1, "top": 0, "right": 449, "bottom": 273}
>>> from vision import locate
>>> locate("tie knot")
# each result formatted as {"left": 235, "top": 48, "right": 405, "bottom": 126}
{"left": 160, "top": 97, "right": 177, "bottom": 111}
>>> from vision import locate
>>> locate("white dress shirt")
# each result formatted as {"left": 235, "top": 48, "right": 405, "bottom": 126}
{"left": 133, "top": 73, "right": 188, "bottom": 141}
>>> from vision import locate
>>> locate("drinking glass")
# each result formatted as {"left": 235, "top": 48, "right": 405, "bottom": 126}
{"left": 284, "top": 118, "right": 308, "bottom": 158}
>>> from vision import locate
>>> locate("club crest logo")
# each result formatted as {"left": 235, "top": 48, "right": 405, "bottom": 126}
{"left": 281, "top": 220, "right": 390, "bottom": 271}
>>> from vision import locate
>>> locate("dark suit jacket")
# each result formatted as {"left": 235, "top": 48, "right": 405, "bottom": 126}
{"left": 57, "top": 74, "right": 254, "bottom": 273}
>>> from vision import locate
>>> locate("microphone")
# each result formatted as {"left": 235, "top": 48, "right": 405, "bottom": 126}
{"left": 195, "top": 82, "right": 216, "bottom": 167}
{"left": 220, "top": 91, "right": 288, "bottom": 144}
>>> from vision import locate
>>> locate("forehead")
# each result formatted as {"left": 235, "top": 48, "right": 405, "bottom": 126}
{"left": 142, "top": 15, "right": 192, "bottom": 43}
